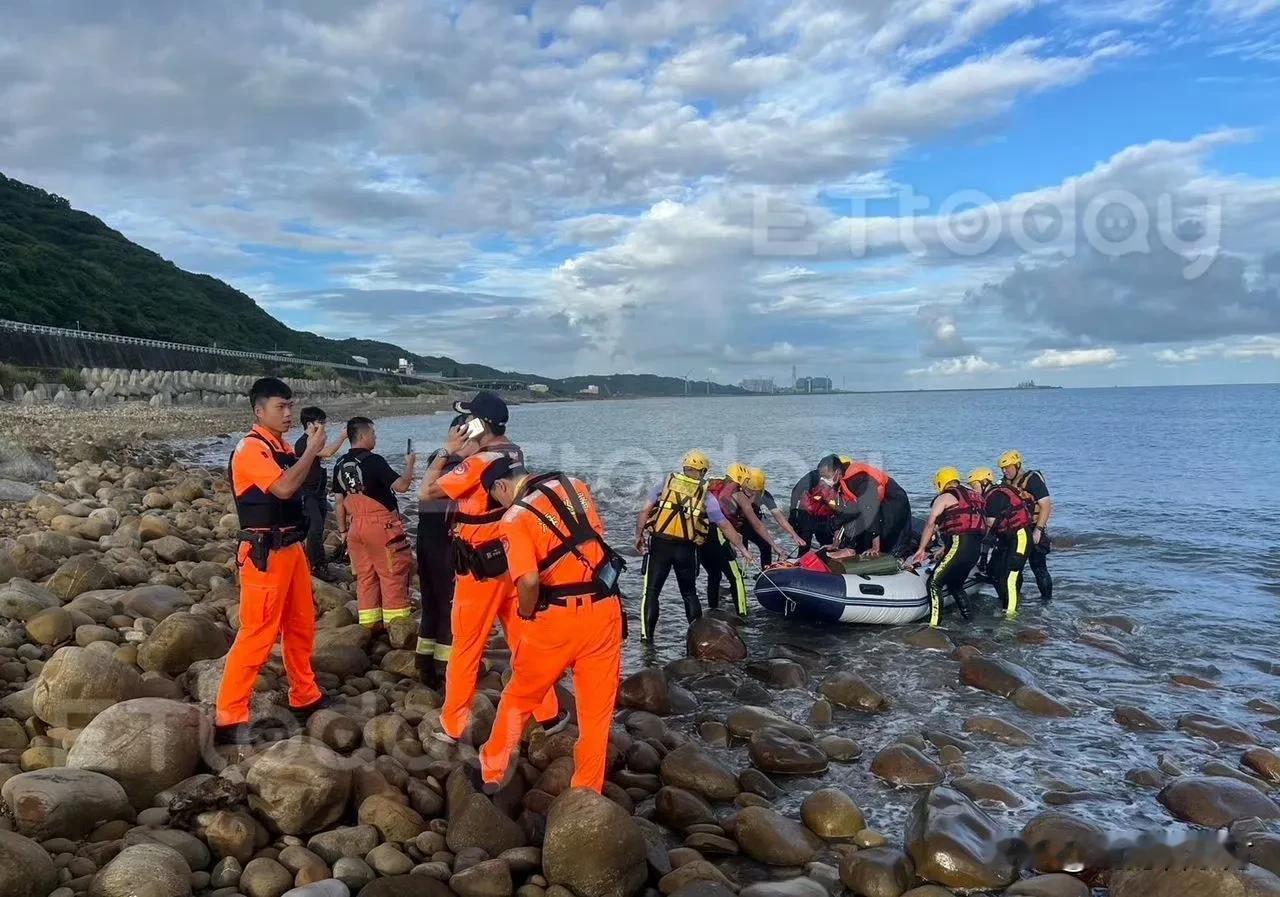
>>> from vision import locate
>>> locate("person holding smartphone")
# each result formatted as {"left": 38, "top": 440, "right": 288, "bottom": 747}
{"left": 293, "top": 406, "right": 348, "bottom": 577}
{"left": 414, "top": 413, "right": 467, "bottom": 687}
{"left": 332, "top": 416, "right": 417, "bottom": 631}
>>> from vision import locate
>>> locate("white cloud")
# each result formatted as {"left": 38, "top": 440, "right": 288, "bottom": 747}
{"left": 909, "top": 355, "right": 1001, "bottom": 376}
{"left": 1029, "top": 347, "right": 1121, "bottom": 368}
{"left": 1210, "top": 0, "right": 1279, "bottom": 20}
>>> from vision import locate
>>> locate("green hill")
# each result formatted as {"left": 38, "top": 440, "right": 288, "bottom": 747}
{"left": 0, "top": 172, "right": 744, "bottom": 396}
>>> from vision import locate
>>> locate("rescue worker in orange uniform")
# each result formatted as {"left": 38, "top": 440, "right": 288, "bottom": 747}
{"left": 478, "top": 458, "right": 625, "bottom": 793}
{"left": 332, "top": 416, "right": 417, "bottom": 631}
{"left": 216, "top": 377, "right": 327, "bottom": 745}
{"left": 911, "top": 467, "right": 983, "bottom": 626}
{"left": 418, "top": 391, "right": 560, "bottom": 743}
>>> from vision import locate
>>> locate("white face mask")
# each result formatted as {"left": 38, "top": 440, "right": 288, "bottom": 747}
{"left": 820, "top": 475, "right": 836, "bottom": 487}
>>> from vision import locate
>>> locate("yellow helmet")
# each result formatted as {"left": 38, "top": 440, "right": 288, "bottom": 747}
{"left": 726, "top": 462, "right": 751, "bottom": 485}
{"left": 967, "top": 467, "right": 995, "bottom": 487}
{"left": 682, "top": 450, "right": 710, "bottom": 472}
{"left": 745, "top": 468, "right": 767, "bottom": 492}
{"left": 998, "top": 449, "right": 1023, "bottom": 469}
{"left": 838, "top": 455, "right": 853, "bottom": 466}
{"left": 933, "top": 466, "right": 962, "bottom": 492}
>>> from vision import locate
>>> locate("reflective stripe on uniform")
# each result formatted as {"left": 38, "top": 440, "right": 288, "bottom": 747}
{"left": 417, "top": 636, "right": 436, "bottom": 656}
{"left": 434, "top": 642, "right": 453, "bottom": 661}
{"left": 382, "top": 607, "right": 412, "bottom": 622}
{"left": 358, "top": 608, "right": 384, "bottom": 626}
{"left": 718, "top": 528, "right": 748, "bottom": 616}
{"left": 930, "top": 536, "right": 963, "bottom": 627}
{"left": 1006, "top": 527, "right": 1029, "bottom": 618}
{"left": 639, "top": 554, "right": 652, "bottom": 640}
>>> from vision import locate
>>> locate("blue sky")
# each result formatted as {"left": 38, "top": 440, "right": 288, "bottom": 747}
{"left": 1, "top": 0, "right": 1277, "bottom": 387}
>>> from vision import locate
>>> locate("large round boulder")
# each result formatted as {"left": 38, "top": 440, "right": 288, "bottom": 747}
{"left": 247, "top": 738, "right": 353, "bottom": 835}
{"left": 32, "top": 646, "right": 143, "bottom": 727}
{"left": 0, "top": 830, "right": 58, "bottom": 897}
{"left": 618, "top": 668, "right": 671, "bottom": 715}
{"left": 959, "top": 656, "right": 1036, "bottom": 697}
{"left": 1158, "top": 776, "right": 1280, "bottom": 827}
{"left": 1020, "top": 812, "right": 1110, "bottom": 875}
{"left": 905, "top": 786, "right": 1016, "bottom": 891}
{"left": 687, "top": 616, "right": 747, "bottom": 662}
{"left": 543, "top": 788, "right": 647, "bottom": 897}
{"left": 68, "top": 698, "right": 206, "bottom": 807}
{"left": 839, "top": 847, "right": 915, "bottom": 897}
{"left": 748, "top": 728, "right": 828, "bottom": 776}
{"left": 0, "top": 579, "right": 59, "bottom": 621}
{"left": 870, "top": 744, "right": 943, "bottom": 788}
{"left": 654, "top": 786, "right": 716, "bottom": 831}
{"left": 819, "top": 671, "right": 889, "bottom": 713}
{"left": 726, "top": 706, "right": 813, "bottom": 742}
{"left": 734, "top": 806, "right": 822, "bottom": 866}
{"left": 444, "top": 765, "right": 527, "bottom": 857}
{"left": 47, "top": 556, "right": 117, "bottom": 600}
{"left": 801, "top": 788, "right": 865, "bottom": 841}
{"left": 2, "top": 768, "right": 133, "bottom": 839}
{"left": 121, "top": 583, "right": 194, "bottom": 620}
{"left": 137, "top": 612, "right": 230, "bottom": 674}
{"left": 89, "top": 843, "right": 192, "bottom": 897}
{"left": 660, "top": 743, "right": 739, "bottom": 801}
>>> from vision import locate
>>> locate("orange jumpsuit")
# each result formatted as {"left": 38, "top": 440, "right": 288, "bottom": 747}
{"left": 216, "top": 426, "right": 322, "bottom": 727}
{"left": 479, "top": 476, "right": 623, "bottom": 793}
{"left": 344, "top": 492, "right": 414, "bottom": 628}
{"left": 438, "top": 447, "right": 558, "bottom": 741}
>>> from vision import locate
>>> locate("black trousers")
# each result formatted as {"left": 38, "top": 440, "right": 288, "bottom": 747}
{"left": 640, "top": 536, "right": 701, "bottom": 641}
{"left": 416, "top": 515, "right": 455, "bottom": 661}
{"left": 991, "top": 527, "right": 1031, "bottom": 616}
{"left": 790, "top": 509, "right": 836, "bottom": 550}
{"left": 742, "top": 524, "right": 772, "bottom": 568}
{"left": 698, "top": 528, "right": 748, "bottom": 616}
{"left": 879, "top": 494, "right": 912, "bottom": 557}
{"left": 1028, "top": 530, "right": 1053, "bottom": 601}
{"left": 301, "top": 490, "right": 328, "bottom": 570}
{"left": 928, "top": 532, "right": 981, "bottom": 626}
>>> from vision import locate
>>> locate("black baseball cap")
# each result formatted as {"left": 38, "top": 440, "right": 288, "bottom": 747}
{"left": 481, "top": 455, "right": 525, "bottom": 491}
{"left": 453, "top": 390, "right": 509, "bottom": 424}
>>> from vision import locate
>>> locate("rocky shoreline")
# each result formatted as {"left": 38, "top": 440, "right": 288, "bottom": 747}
{"left": 1, "top": 413, "right": 1280, "bottom": 897}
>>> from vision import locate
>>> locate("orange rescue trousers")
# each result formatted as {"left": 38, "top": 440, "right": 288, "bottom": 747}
{"left": 440, "top": 571, "right": 559, "bottom": 741}
{"left": 345, "top": 494, "right": 414, "bottom": 628}
{"left": 216, "top": 540, "right": 321, "bottom": 727}
{"left": 480, "top": 595, "right": 623, "bottom": 793}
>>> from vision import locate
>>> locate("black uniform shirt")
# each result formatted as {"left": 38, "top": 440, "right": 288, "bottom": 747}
{"left": 293, "top": 434, "right": 327, "bottom": 494}
{"left": 332, "top": 449, "right": 400, "bottom": 513}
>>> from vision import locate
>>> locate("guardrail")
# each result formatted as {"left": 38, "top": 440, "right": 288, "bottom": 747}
{"left": 0, "top": 318, "right": 526, "bottom": 389}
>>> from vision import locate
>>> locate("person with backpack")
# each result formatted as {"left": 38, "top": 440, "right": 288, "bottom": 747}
{"left": 332, "top": 416, "right": 416, "bottom": 631}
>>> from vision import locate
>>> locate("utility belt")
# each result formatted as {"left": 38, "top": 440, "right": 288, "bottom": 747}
{"left": 529, "top": 586, "right": 628, "bottom": 640}
{"left": 237, "top": 527, "right": 306, "bottom": 572}
{"left": 451, "top": 538, "right": 509, "bottom": 580}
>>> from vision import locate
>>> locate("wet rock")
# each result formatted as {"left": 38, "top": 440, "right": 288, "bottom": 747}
{"left": 1177, "top": 713, "right": 1257, "bottom": 746}
{"left": 655, "top": 787, "right": 716, "bottom": 830}
{"left": 89, "top": 843, "right": 192, "bottom": 897}
{"left": 686, "top": 617, "right": 747, "bottom": 663}
{"left": 1171, "top": 673, "right": 1219, "bottom": 690}
{"left": 247, "top": 738, "right": 353, "bottom": 835}
{"left": 819, "top": 671, "right": 889, "bottom": 713}
{"left": 1086, "top": 614, "right": 1136, "bottom": 634}
{"left": 619, "top": 669, "right": 671, "bottom": 715}
{"left": 818, "top": 735, "right": 862, "bottom": 762}
{"left": 734, "top": 805, "right": 822, "bottom": 866}
{"left": 903, "top": 628, "right": 954, "bottom": 652}
{"left": 0, "top": 829, "right": 58, "bottom": 897}
{"left": 726, "top": 706, "right": 812, "bottom": 742}
{"left": 1020, "top": 812, "right": 1110, "bottom": 875}
{"left": 1158, "top": 776, "right": 1280, "bottom": 827}
{"left": 807, "top": 699, "right": 833, "bottom": 729}
{"left": 452, "top": 859, "right": 514, "bottom": 897}
{"left": 1245, "top": 748, "right": 1280, "bottom": 783}
{"left": 2, "top": 768, "right": 132, "bottom": 839}
{"left": 800, "top": 788, "right": 865, "bottom": 841}
{"left": 1077, "top": 632, "right": 1139, "bottom": 663}
{"left": 952, "top": 776, "right": 1025, "bottom": 809}
{"left": 543, "top": 788, "right": 647, "bottom": 897}
{"left": 1202, "top": 761, "right": 1271, "bottom": 793}
{"left": 962, "top": 715, "right": 1034, "bottom": 746}
{"left": 839, "top": 847, "right": 914, "bottom": 897}
{"left": 1125, "top": 767, "right": 1167, "bottom": 789}
{"left": 121, "top": 583, "right": 193, "bottom": 620}
{"left": 1011, "top": 686, "right": 1072, "bottom": 718}
{"left": 137, "top": 612, "right": 229, "bottom": 674}
{"left": 1006, "top": 874, "right": 1089, "bottom": 897}
{"left": 67, "top": 697, "right": 205, "bottom": 807}
{"left": 959, "top": 657, "right": 1035, "bottom": 697}
{"left": 745, "top": 659, "right": 807, "bottom": 689}
{"left": 905, "top": 786, "right": 1014, "bottom": 891}
{"left": 870, "top": 744, "right": 943, "bottom": 788}
{"left": 446, "top": 765, "right": 528, "bottom": 856}
{"left": 738, "top": 768, "right": 780, "bottom": 800}
{"left": 658, "top": 861, "right": 736, "bottom": 895}
{"left": 748, "top": 729, "right": 828, "bottom": 776}
{"left": 739, "top": 880, "right": 826, "bottom": 897}
{"left": 1113, "top": 705, "right": 1166, "bottom": 732}
{"left": 1110, "top": 864, "right": 1280, "bottom": 897}
{"left": 660, "top": 744, "right": 739, "bottom": 801}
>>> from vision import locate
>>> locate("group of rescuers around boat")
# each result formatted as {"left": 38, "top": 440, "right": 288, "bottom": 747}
{"left": 219, "top": 378, "right": 1055, "bottom": 796}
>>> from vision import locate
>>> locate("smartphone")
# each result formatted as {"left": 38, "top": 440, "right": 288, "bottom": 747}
{"left": 407, "top": 437, "right": 414, "bottom": 454}
{"left": 463, "top": 418, "right": 486, "bottom": 439}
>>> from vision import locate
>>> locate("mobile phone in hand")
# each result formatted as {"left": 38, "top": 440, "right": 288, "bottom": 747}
{"left": 407, "top": 437, "right": 414, "bottom": 454}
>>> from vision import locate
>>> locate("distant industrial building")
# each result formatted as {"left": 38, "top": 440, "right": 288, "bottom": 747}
{"left": 529, "top": 383, "right": 550, "bottom": 393}
{"left": 580, "top": 384, "right": 600, "bottom": 395}
{"left": 739, "top": 378, "right": 776, "bottom": 394}
{"left": 396, "top": 358, "right": 414, "bottom": 375}
{"left": 795, "top": 376, "right": 832, "bottom": 392}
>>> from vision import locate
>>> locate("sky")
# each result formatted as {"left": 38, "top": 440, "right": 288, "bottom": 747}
{"left": 2, "top": 0, "right": 1279, "bottom": 388}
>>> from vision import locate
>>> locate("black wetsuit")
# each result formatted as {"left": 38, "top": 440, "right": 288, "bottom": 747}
{"left": 294, "top": 433, "right": 329, "bottom": 570}
{"left": 835, "top": 474, "right": 912, "bottom": 556}
{"left": 1011, "top": 470, "right": 1053, "bottom": 602}
{"left": 417, "top": 450, "right": 461, "bottom": 668}
{"left": 984, "top": 488, "right": 1031, "bottom": 615}
{"left": 789, "top": 470, "right": 837, "bottom": 549}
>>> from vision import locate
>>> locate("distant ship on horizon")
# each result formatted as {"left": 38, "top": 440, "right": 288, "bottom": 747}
{"left": 1016, "top": 379, "right": 1061, "bottom": 390}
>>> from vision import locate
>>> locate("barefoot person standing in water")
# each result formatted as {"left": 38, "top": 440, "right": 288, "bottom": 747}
{"left": 216, "top": 377, "right": 327, "bottom": 745}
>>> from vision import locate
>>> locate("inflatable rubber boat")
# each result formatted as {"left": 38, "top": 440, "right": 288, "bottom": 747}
{"left": 755, "top": 553, "right": 946, "bottom": 625}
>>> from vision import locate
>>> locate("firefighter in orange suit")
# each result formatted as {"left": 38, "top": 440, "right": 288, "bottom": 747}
{"left": 478, "top": 458, "right": 624, "bottom": 793}
{"left": 216, "top": 377, "right": 326, "bottom": 745}
{"left": 418, "top": 391, "right": 560, "bottom": 743}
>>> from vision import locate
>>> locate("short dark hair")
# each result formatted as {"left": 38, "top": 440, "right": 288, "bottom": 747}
{"left": 346, "top": 416, "right": 374, "bottom": 442}
{"left": 448, "top": 412, "right": 469, "bottom": 429}
{"left": 300, "top": 406, "right": 326, "bottom": 427}
{"left": 817, "top": 454, "right": 845, "bottom": 476}
{"left": 250, "top": 377, "right": 291, "bottom": 408}
{"left": 482, "top": 457, "right": 526, "bottom": 492}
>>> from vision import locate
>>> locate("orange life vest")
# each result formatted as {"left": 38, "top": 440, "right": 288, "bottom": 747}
{"left": 838, "top": 463, "right": 889, "bottom": 503}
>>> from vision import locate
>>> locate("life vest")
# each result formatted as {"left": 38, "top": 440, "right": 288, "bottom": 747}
{"left": 988, "top": 484, "right": 1034, "bottom": 534}
{"left": 449, "top": 442, "right": 525, "bottom": 530}
{"left": 799, "top": 481, "right": 838, "bottom": 519}
{"left": 839, "top": 463, "right": 889, "bottom": 503}
{"left": 513, "top": 472, "right": 622, "bottom": 602}
{"left": 1009, "top": 469, "right": 1045, "bottom": 508}
{"left": 937, "top": 485, "right": 986, "bottom": 537}
{"left": 647, "top": 473, "right": 711, "bottom": 545}
{"left": 707, "top": 477, "right": 744, "bottom": 528}
{"left": 334, "top": 453, "right": 366, "bottom": 495}
{"left": 228, "top": 431, "right": 305, "bottom": 530}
